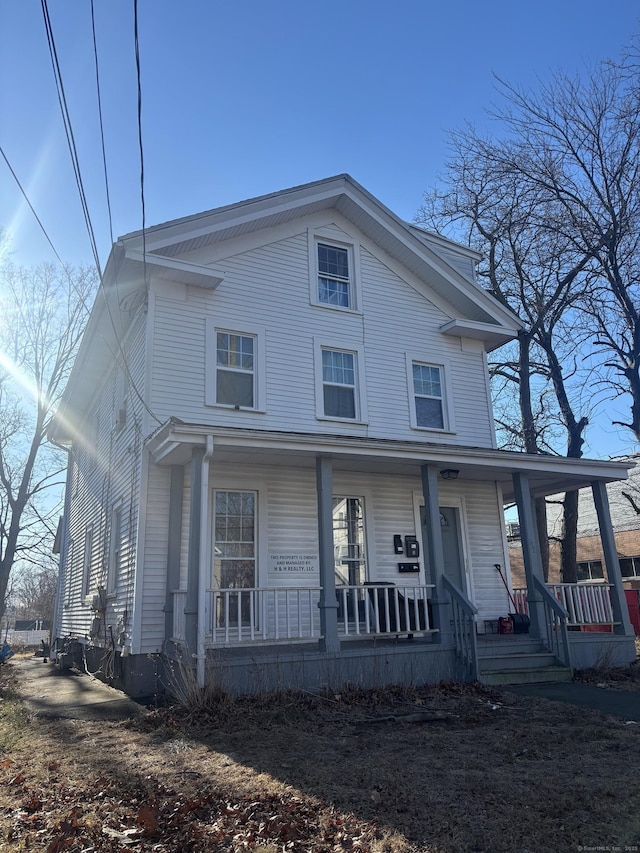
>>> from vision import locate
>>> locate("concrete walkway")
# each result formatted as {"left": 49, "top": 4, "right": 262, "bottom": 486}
{"left": 12, "top": 656, "right": 146, "bottom": 722}
{"left": 9, "top": 655, "right": 640, "bottom": 723}
{"left": 504, "top": 681, "right": 640, "bottom": 721}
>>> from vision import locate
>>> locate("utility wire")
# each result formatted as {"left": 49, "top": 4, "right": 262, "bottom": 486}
{"left": 41, "top": 0, "right": 103, "bottom": 279}
{"left": 0, "top": 145, "right": 66, "bottom": 268}
{"left": 90, "top": 0, "right": 114, "bottom": 247}
{"left": 38, "top": 0, "right": 161, "bottom": 425}
{"left": 133, "top": 0, "right": 148, "bottom": 289}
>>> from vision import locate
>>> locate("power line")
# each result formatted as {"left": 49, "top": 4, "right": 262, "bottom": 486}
{"left": 40, "top": 0, "right": 103, "bottom": 279}
{"left": 90, "top": 0, "right": 114, "bottom": 247}
{"left": 0, "top": 144, "right": 66, "bottom": 269}
{"left": 133, "top": 0, "right": 148, "bottom": 289}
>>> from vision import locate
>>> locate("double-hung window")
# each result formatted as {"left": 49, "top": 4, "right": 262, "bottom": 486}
{"left": 216, "top": 332, "right": 255, "bottom": 407}
{"left": 412, "top": 362, "right": 444, "bottom": 429}
{"left": 406, "top": 355, "right": 454, "bottom": 432}
{"left": 317, "top": 243, "right": 351, "bottom": 308}
{"left": 322, "top": 348, "right": 357, "bottom": 419}
{"left": 206, "top": 321, "right": 265, "bottom": 411}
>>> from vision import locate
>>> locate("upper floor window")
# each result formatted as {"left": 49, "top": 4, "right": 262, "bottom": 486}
{"left": 309, "top": 231, "right": 361, "bottom": 313}
{"left": 205, "top": 321, "right": 266, "bottom": 411}
{"left": 413, "top": 363, "right": 444, "bottom": 429}
{"left": 322, "top": 348, "right": 356, "bottom": 418}
{"left": 216, "top": 332, "right": 255, "bottom": 407}
{"left": 407, "top": 355, "right": 454, "bottom": 432}
{"left": 82, "top": 524, "right": 94, "bottom": 598}
{"left": 318, "top": 243, "right": 351, "bottom": 308}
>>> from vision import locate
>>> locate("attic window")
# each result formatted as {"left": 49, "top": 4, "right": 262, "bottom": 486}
{"left": 318, "top": 243, "right": 351, "bottom": 308}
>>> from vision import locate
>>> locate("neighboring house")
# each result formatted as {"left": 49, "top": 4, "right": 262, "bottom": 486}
{"left": 51, "top": 175, "right": 635, "bottom": 697}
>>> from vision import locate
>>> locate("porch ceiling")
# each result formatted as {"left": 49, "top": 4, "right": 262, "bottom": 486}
{"left": 146, "top": 421, "right": 631, "bottom": 502}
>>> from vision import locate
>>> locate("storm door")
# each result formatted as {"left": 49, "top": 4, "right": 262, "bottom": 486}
{"left": 213, "top": 490, "right": 256, "bottom": 627}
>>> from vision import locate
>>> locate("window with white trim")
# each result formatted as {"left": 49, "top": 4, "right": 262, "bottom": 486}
{"left": 107, "top": 504, "right": 123, "bottom": 594}
{"left": 620, "top": 556, "right": 640, "bottom": 579}
{"left": 206, "top": 321, "right": 266, "bottom": 411}
{"left": 576, "top": 560, "right": 604, "bottom": 581}
{"left": 322, "top": 348, "right": 357, "bottom": 419}
{"left": 216, "top": 332, "right": 255, "bottom": 407}
{"left": 318, "top": 243, "right": 351, "bottom": 308}
{"left": 407, "top": 356, "right": 453, "bottom": 432}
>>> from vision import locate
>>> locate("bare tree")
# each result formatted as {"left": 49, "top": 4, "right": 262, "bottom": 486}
{"left": 11, "top": 559, "right": 58, "bottom": 623}
{"left": 494, "top": 64, "right": 640, "bottom": 440}
{"left": 418, "top": 130, "right": 596, "bottom": 581}
{"left": 0, "top": 261, "right": 96, "bottom": 622}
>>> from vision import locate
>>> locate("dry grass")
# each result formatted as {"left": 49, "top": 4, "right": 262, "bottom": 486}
{"left": 1, "top": 662, "right": 640, "bottom": 852}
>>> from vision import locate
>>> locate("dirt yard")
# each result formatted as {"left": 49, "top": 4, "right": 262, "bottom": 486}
{"left": 1, "top": 658, "right": 640, "bottom": 852}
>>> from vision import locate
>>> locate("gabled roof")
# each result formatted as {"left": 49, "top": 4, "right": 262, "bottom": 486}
{"left": 52, "top": 175, "right": 521, "bottom": 442}
{"left": 116, "top": 174, "right": 520, "bottom": 344}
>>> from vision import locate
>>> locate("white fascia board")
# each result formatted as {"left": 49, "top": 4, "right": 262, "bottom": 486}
{"left": 123, "top": 250, "right": 224, "bottom": 289}
{"left": 439, "top": 319, "right": 520, "bottom": 351}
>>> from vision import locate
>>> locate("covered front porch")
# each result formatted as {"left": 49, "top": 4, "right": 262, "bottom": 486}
{"left": 147, "top": 421, "right": 636, "bottom": 692}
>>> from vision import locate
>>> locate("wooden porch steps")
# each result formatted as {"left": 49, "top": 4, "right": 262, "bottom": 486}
{"left": 476, "top": 635, "right": 572, "bottom": 686}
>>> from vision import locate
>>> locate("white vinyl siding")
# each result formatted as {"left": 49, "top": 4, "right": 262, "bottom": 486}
{"left": 149, "top": 218, "right": 494, "bottom": 446}
{"left": 59, "top": 313, "right": 146, "bottom": 639}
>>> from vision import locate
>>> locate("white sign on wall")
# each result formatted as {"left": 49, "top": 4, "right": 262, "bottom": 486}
{"left": 268, "top": 554, "right": 319, "bottom": 576}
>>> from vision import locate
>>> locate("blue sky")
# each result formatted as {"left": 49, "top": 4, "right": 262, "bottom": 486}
{"left": 1, "top": 0, "right": 639, "bottom": 459}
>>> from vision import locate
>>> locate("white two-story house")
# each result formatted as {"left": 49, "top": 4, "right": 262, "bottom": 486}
{"left": 51, "top": 176, "right": 635, "bottom": 697}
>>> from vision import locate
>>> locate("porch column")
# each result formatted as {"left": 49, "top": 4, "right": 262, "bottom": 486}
{"left": 592, "top": 479, "right": 634, "bottom": 636}
{"left": 511, "top": 472, "right": 546, "bottom": 638}
{"left": 164, "top": 465, "right": 184, "bottom": 645}
{"left": 420, "top": 464, "right": 452, "bottom": 644}
{"left": 316, "top": 455, "right": 340, "bottom": 653}
{"left": 185, "top": 446, "right": 205, "bottom": 658}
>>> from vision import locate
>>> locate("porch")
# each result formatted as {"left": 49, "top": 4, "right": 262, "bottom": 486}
{"left": 147, "top": 422, "right": 636, "bottom": 692}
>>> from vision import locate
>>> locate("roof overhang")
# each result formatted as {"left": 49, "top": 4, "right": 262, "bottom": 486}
{"left": 146, "top": 420, "right": 630, "bottom": 503}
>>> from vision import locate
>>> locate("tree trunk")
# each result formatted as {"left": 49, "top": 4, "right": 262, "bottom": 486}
{"left": 560, "top": 490, "right": 579, "bottom": 583}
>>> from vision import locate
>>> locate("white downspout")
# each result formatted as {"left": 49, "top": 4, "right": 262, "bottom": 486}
{"left": 197, "top": 436, "right": 214, "bottom": 688}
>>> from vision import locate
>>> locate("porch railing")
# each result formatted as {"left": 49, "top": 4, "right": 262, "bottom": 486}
{"left": 513, "top": 583, "right": 616, "bottom": 628}
{"left": 533, "top": 577, "right": 571, "bottom": 668}
{"left": 443, "top": 576, "right": 479, "bottom": 681}
{"left": 171, "top": 584, "right": 434, "bottom": 646}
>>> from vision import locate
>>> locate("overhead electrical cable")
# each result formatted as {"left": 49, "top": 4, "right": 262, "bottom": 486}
{"left": 40, "top": 0, "right": 103, "bottom": 279}
{"left": 90, "top": 0, "right": 114, "bottom": 246}
{"left": 39, "top": 0, "right": 162, "bottom": 425}
{"left": 0, "top": 145, "right": 66, "bottom": 268}
{"left": 133, "top": 0, "right": 148, "bottom": 288}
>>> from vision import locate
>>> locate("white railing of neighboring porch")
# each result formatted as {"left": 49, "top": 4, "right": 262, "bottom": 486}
{"left": 513, "top": 583, "right": 615, "bottom": 627}
{"left": 171, "top": 584, "right": 434, "bottom": 646}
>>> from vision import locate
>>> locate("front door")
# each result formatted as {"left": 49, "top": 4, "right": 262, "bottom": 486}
{"left": 439, "top": 506, "right": 466, "bottom": 592}
{"left": 418, "top": 503, "right": 467, "bottom": 594}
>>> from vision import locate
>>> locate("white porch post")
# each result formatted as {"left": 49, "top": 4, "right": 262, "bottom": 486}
{"left": 420, "top": 464, "right": 452, "bottom": 644}
{"left": 164, "top": 464, "right": 184, "bottom": 644}
{"left": 184, "top": 446, "right": 204, "bottom": 659}
{"left": 591, "top": 479, "right": 634, "bottom": 637}
{"left": 316, "top": 455, "right": 340, "bottom": 653}
{"left": 512, "top": 471, "right": 546, "bottom": 638}
{"left": 196, "top": 437, "right": 214, "bottom": 687}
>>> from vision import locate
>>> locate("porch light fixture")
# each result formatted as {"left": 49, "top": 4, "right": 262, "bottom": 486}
{"left": 440, "top": 468, "right": 459, "bottom": 480}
